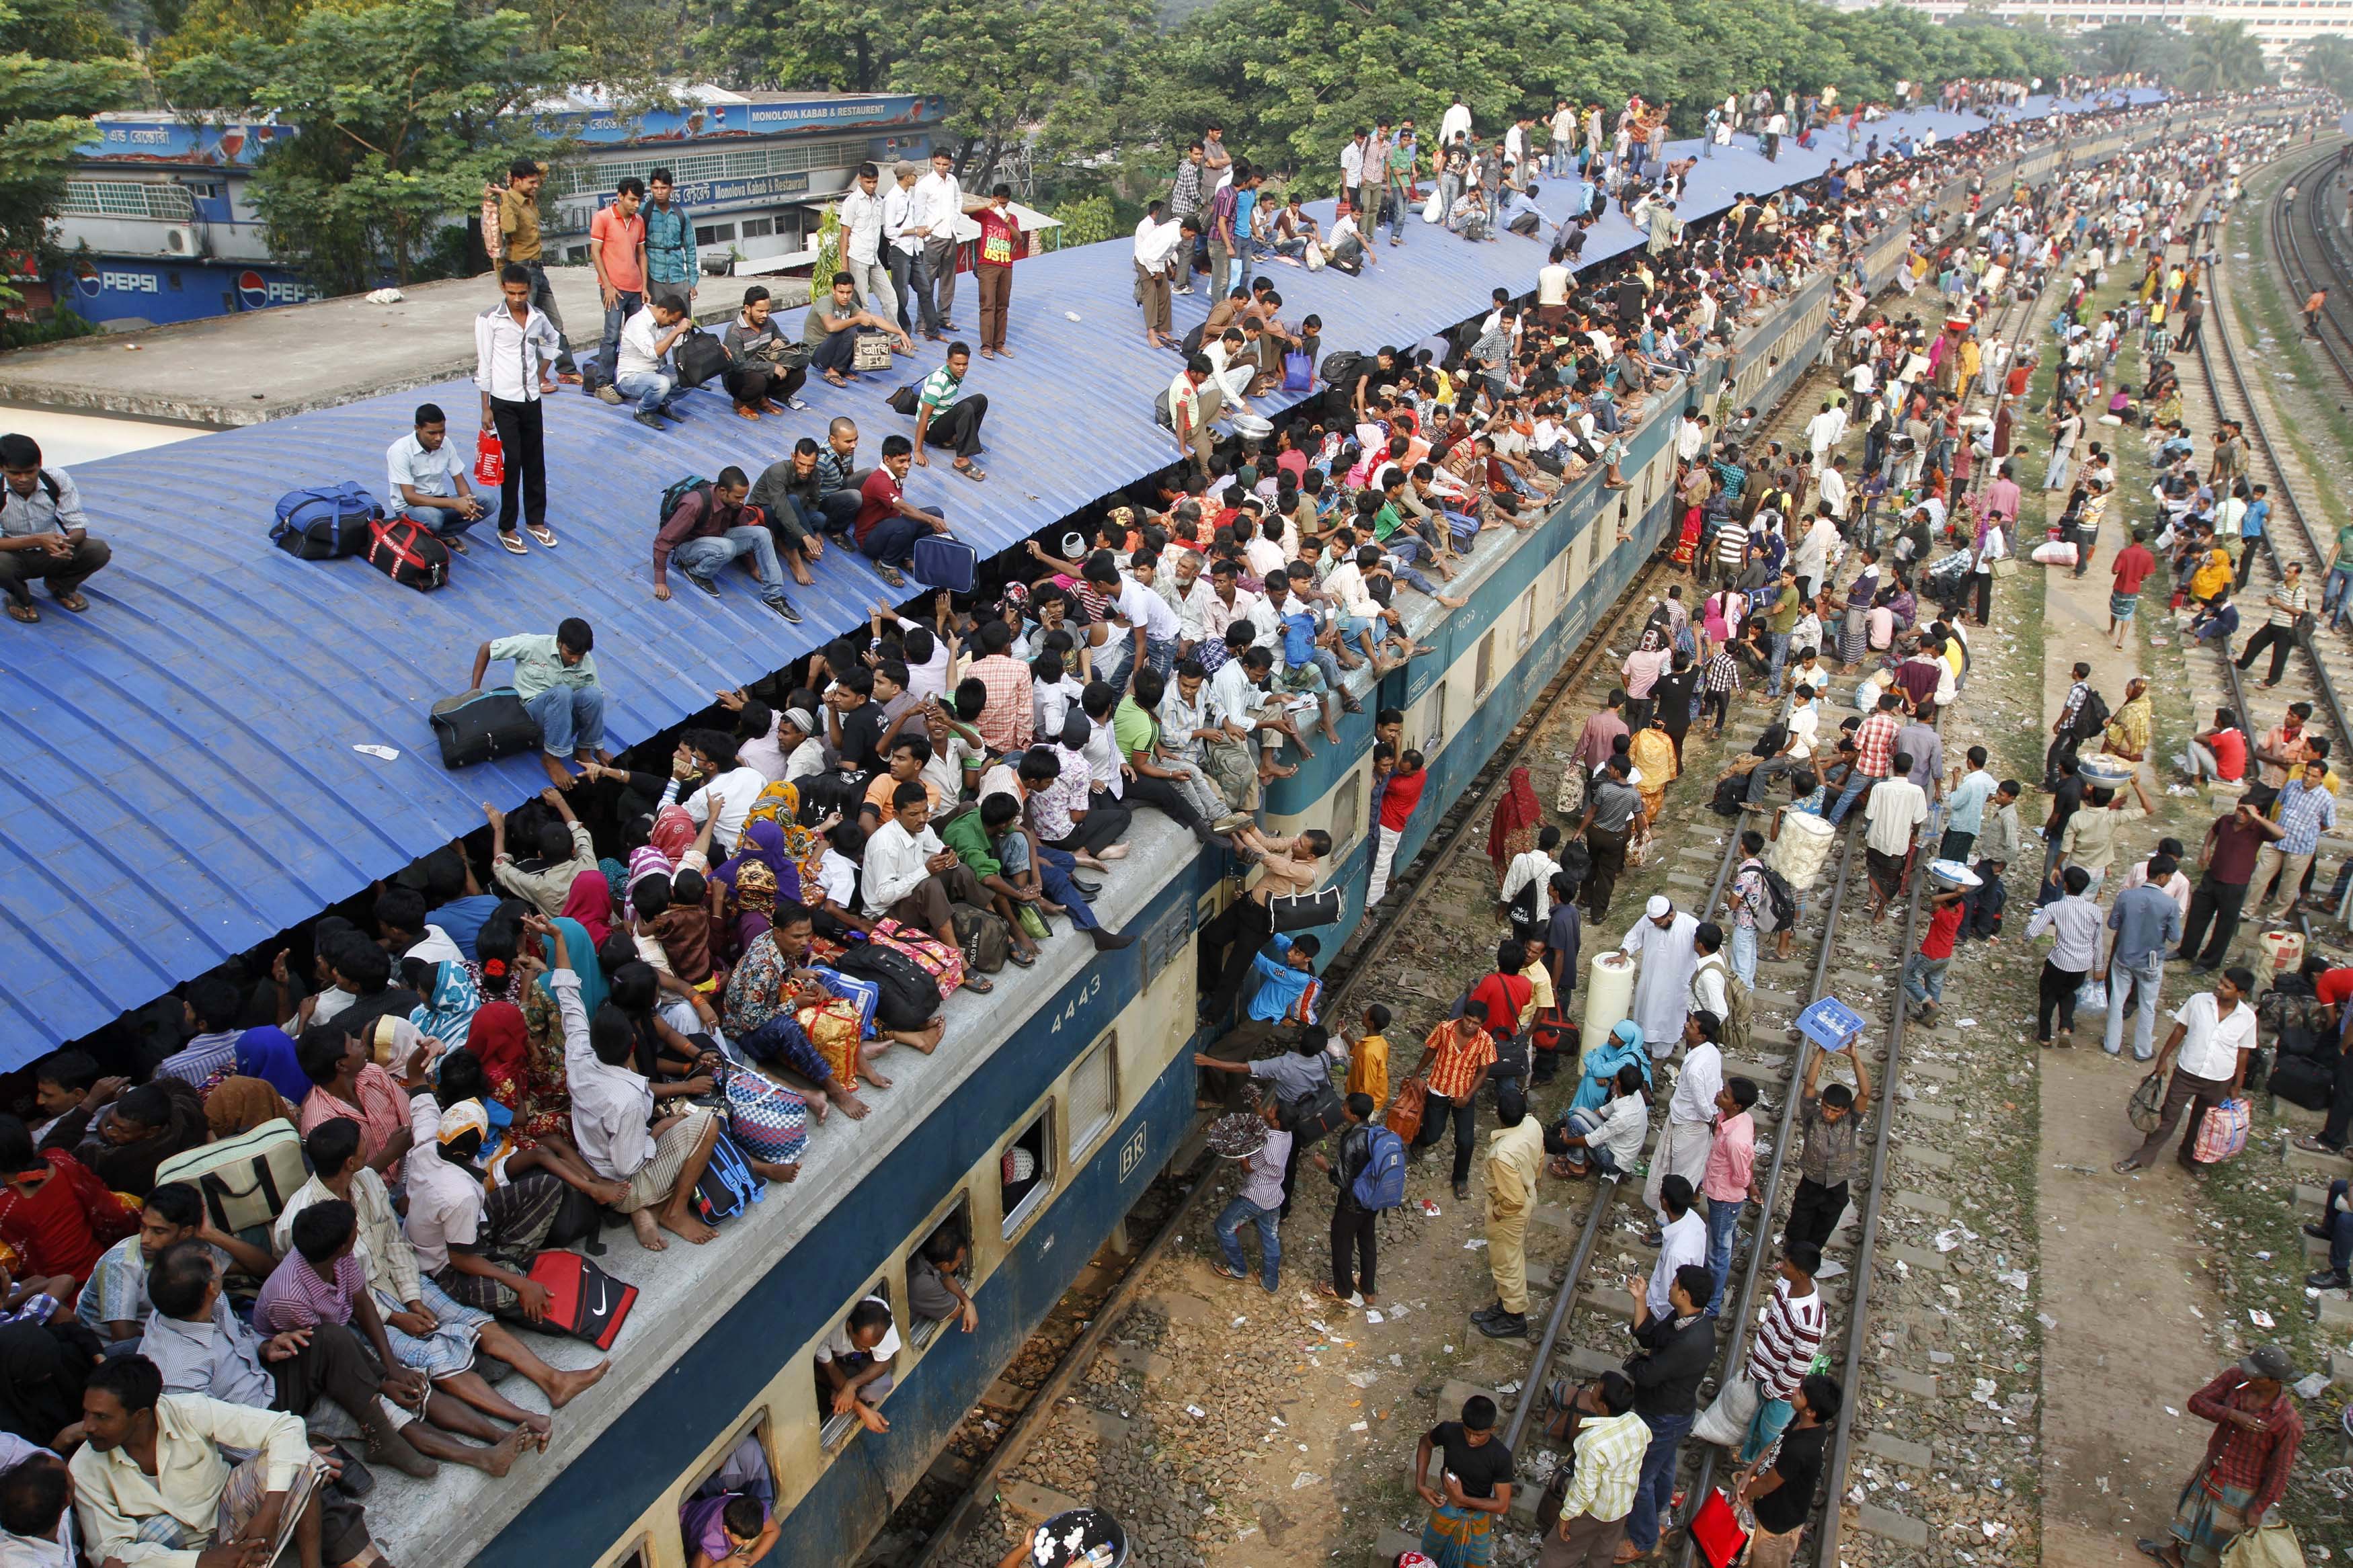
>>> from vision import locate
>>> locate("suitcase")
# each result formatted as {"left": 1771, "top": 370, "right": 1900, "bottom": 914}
{"left": 429, "top": 687, "right": 543, "bottom": 769}
{"left": 911, "top": 532, "right": 978, "bottom": 593}
{"left": 673, "top": 327, "right": 728, "bottom": 388}
{"left": 527, "top": 1250, "right": 639, "bottom": 1350}
{"left": 154, "top": 1118, "right": 305, "bottom": 1235}
{"left": 364, "top": 513, "right": 450, "bottom": 591}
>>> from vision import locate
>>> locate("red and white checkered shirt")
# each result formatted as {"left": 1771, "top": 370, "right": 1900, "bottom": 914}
{"left": 1854, "top": 711, "right": 1901, "bottom": 778}
{"left": 966, "top": 654, "right": 1035, "bottom": 754}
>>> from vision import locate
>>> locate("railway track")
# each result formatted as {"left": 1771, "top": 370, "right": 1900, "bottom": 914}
{"left": 2266, "top": 141, "right": 2353, "bottom": 399}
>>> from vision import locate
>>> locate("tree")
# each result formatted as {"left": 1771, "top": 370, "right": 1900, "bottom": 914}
{"left": 2299, "top": 36, "right": 2353, "bottom": 102}
{"left": 0, "top": 0, "right": 132, "bottom": 284}
{"left": 162, "top": 0, "right": 582, "bottom": 291}
{"left": 2178, "top": 19, "right": 2270, "bottom": 93}
{"left": 2071, "top": 22, "right": 2188, "bottom": 82}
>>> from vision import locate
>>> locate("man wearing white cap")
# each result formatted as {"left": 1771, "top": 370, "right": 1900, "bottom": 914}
{"left": 1614, "top": 896, "right": 1700, "bottom": 1058}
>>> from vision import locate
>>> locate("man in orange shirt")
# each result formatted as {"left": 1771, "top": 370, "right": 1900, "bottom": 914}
{"left": 590, "top": 177, "right": 649, "bottom": 401}
{"left": 1406, "top": 1006, "right": 1498, "bottom": 1200}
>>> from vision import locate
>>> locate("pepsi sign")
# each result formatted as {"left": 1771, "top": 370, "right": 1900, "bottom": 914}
{"left": 233, "top": 270, "right": 319, "bottom": 310}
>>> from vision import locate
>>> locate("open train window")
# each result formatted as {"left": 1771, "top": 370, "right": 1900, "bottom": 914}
{"left": 1425, "top": 679, "right": 1447, "bottom": 758}
{"left": 908, "top": 1197, "right": 976, "bottom": 1349}
{"left": 1000, "top": 1110, "right": 1054, "bottom": 1239}
{"left": 815, "top": 1280, "right": 900, "bottom": 1449}
{"left": 680, "top": 1415, "right": 779, "bottom": 1563}
{"left": 1519, "top": 587, "right": 1538, "bottom": 647}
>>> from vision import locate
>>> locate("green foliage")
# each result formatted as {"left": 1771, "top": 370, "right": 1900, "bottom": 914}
{"left": 1050, "top": 194, "right": 1115, "bottom": 247}
{"left": 2067, "top": 21, "right": 2190, "bottom": 82}
{"left": 0, "top": 0, "right": 133, "bottom": 267}
{"left": 812, "top": 202, "right": 839, "bottom": 282}
{"left": 2178, "top": 19, "right": 2270, "bottom": 93}
{"left": 0, "top": 300, "right": 103, "bottom": 349}
{"left": 161, "top": 0, "right": 583, "bottom": 292}
{"left": 2299, "top": 36, "right": 2353, "bottom": 101}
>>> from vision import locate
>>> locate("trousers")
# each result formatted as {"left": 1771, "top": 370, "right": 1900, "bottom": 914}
{"left": 2177, "top": 874, "right": 2248, "bottom": 967}
{"left": 975, "top": 263, "right": 1011, "bottom": 352}
{"left": 1642, "top": 1118, "right": 1714, "bottom": 1223}
{"left": 1782, "top": 1176, "right": 1848, "bottom": 1253}
{"left": 0, "top": 535, "right": 112, "bottom": 605}
{"left": 2127, "top": 1066, "right": 2234, "bottom": 1167}
{"left": 2251, "top": 845, "right": 2315, "bottom": 915}
{"left": 1411, "top": 1094, "right": 1480, "bottom": 1187}
{"left": 1583, "top": 825, "right": 1630, "bottom": 918}
{"left": 2103, "top": 955, "right": 2165, "bottom": 1059}
{"left": 885, "top": 862, "right": 989, "bottom": 944}
{"left": 1487, "top": 1202, "right": 1530, "bottom": 1313}
{"left": 1332, "top": 1203, "right": 1378, "bottom": 1298}
{"left": 487, "top": 397, "right": 547, "bottom": 534}
{"left": 2037, "top": 958, "right": 2087, "bottom": 1040}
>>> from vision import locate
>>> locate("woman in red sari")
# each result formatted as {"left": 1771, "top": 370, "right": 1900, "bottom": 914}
{"left": 1485, "top": 766, "right": 1543, "bottom": 895}
{"left": 0, "top": 1117, "right": 135, "bottom": 1302}
{"left": 1671, "top": 501, "right": 1704, "bottom": 573}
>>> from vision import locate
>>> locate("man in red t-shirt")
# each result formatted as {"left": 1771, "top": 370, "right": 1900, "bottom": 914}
{"left": 973, "top": 183, "right": 1019, "bottom": 358}
{"left": 1366, "top": 745, "right": 1427, "bottom": 906}
{"left": 1902, "top": 884, "right": 1968, "bottom": 1022}
{"left": 1464, "top": 938, "right": 1536, "bottom": 1059}
{"left": 850, "top": 436, "right": 951, "bottom": 587}
{"left": 2108, "top": 526, "right": 2157, "bottom": 648}
{"left": 2187, "top": 708, "right": 2249, "bottom": 786}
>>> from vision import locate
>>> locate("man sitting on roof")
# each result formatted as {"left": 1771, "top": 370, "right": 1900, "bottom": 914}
{"left": 0, "top": 434, "right": 110, "bottom": 626}
{"left": 651, "top": 467, "right": 803, "bottom": 624}
{"left": 387, "top": 403, "right": 488, "bottom": 552}
{"left": 802, "top": 271, "right": 912, "bottom": 388}
{"left": 469, "top": 616, "right": 610, "bottom": 789}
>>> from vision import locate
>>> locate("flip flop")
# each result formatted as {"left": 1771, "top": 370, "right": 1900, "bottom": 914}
{"left": 959, "top": 974, "right": 994, "bottom": 995}
{"left": 1006, "top": 948, "right": 1037, "bottom": 968}
{"left": 953, "top": 462, "right": 987, "bottom": 483}
{"left": 49, "top": 591, "right": 86, "bottom": 612}
{"left": 5, "top": 602, "right": 36, "bottom": 624}
{"left": 526, "top": 524, "right": 559, "bottom": 548}
{"left": 1212, "top": 1262, "right": 1247, "bottom": 1281}
{"left": 499, "top": 532, "right": 528, "bottom": 555}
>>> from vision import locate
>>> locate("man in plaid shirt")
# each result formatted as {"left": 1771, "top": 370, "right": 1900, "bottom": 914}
{"left": 2146, "top": 1346, "right": 2303, "bottom": 1568}
{"left": 1831, "top": 693, "right": 1903, "bottom": 825}
{"left": 1545, "top": 1372, "right": 1648, "bottom": 1567}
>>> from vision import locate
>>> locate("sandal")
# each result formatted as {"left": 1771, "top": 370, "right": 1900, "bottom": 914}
{"left": 5, "top": 601, "right": 36, "bottom": 624}
{"left": 953, "top": 461, "right": 987, "bottom": 483}
{"left": 959, "top": 975, "right": 995, "bottom": 995}
{"left": 735, "top": 404, "right": 762, "bottom": 421}
{"left": 874, "top": 561, "right": 907, "bottom": 588}
{"left": 1006, "top": 948, "right": 1037, "bottom": 968}
{"left": 50, "top": 591, "right": 88, "bottom": 612}
{"left": 499, "top": 532, "right": 528, "bottom": 555}
{"left": 1212, "top": 1262, "right": 1246, "bottom": 1281}
{"left": 525, "top": 523, "right": 559, "bottom": 548}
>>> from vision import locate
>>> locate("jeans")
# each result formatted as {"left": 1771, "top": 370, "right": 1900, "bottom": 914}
{"left": 403, "top": 503, "right": 479, "bottom": 540}
{"left": 1730, "top": 923, "right": 1757, "bottom": 987}
{"left": 1436, "top": 172, "right": 1462, "bottom": 226}
{"left": 1704, "top": 1195, "right": 1743, "bottom": 1316}
{"left": 1385, "top": 189, "right": 1408, "bottom": 243}
{"left": 859, "top": 505, "right": 942, "bottom": 570}
{"left": 1035, "top": 845, "right": 1100, "bottom": 930}
{"left": 2323, "top": 1180, "right": 2353, "bottom": 1273}
{"left": 1207, "top": 238, "right": 1232, "bottom": 300}
{"left": 1214, "top": 1194, "right": 1281, "bottom": 1288}
{"left": 1901, "top": 952, "right": 1950, "bottom": 1010}
{"left": 1765, "top": 631, "right": 1791, "bottom": 696}
{"left": 1828, "top": 769, "right": 1876, "bottom": 826}
{"left": 1410, "top": 1093, "right": 1480, "bottom": 1188}
{"left": 847, "top": 258, "right": 897, "bottom": 329}
{"left": 614, "top": 368, "right": 679, "bottom": 416}
{"left": 595, "top": 289, "right": 642, "bottom": 386}
{"left": 1739, "top": 1395, "right": 1796, "bottom": 1464}
{"left": 1626, "top": 1411, "right": 1694, "bottom": 1551}
{"left": 524, "top": 683, "right": 605, "bottom": 758}
{"left": 2323, "top": 564, "right": 2353, "bottom": 630}
{"left": 672, "top": 525, "right": 791, "bottom": 606}
{"left": 2103, "top": 955, "right": 2164, "bottom": 1059}
{"left": 888, "top": 245, "right": 937, "bottom": 335}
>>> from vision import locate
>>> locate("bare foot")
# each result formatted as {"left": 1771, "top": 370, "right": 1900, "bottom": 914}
{"left": 475, "top": 1426, "right": 531, "bottom": 1478}
{"left": 1263, "top": 760, "right": 1299, "bottom": 780}
{"left": 830, "top": 1085, "right": 871, "bottom": 1119}
{"left": 659, "top": 1207, "right": 720, "bottom": 1247}
{"left": 1439, "top": 593, "right": 1469, "bottom": 608}
{"left": 514, "top": 1408, "right": 555, "bottom": 1438}
{"left": 750, "top": 1158, "right": 801, "bottom": 1184}
{"left": 629, "top": 1210, "right": 668, "bottom": 1251}
{"left": 805, "top": 1089, "right": 830, "bottom": 1125}
{"left": 1076, "top": 852, "right": 1110, "bottom": 871}
{"left": 592, "top": 1180, "right": 629, "bottom": 1207}
{"left": 1320, "top": 725, "right": 1343, "bottom": 745}
{"left": 862, "top": 1064, "right": 894, "bottom": 1090}
{"left": 1097, "top": 844, "right": 1130, "bottom": 860}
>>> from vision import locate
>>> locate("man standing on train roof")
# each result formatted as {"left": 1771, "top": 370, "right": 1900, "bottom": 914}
{"left": 1613, "top": 896, "right": 1700, "bottom": 1059}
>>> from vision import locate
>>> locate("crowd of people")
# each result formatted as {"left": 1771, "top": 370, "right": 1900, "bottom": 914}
{"left": 0, "top": 65, "right": 2307, "bottom": 1568}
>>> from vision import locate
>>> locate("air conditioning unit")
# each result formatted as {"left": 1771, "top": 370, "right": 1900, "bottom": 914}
{"left": 161, "top": 225, "right": 196, "bottom": 257}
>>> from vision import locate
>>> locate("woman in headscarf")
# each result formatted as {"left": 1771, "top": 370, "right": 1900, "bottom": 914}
{"left": 1628, "top": 718, "right": 1679, "bottom": 821}
{"left": 202, "top": 1077, "right": 292, "bottom": 1139}
{"left": 0, "top": 1319, "right": 87, "bottom": 1448}
{"left": 409, "top": 959, "right": 484, "bottom": 1046}
{"left": 718, "top": 860, "right": 781, "bottom": 966}
{"left": 1621, "top": 628, "right": 1671, "bottom": 730}
{"left": 1484, "top": 767, "right": 1542, "bottom": 894}
{"left": 1839, "top": 551, "right": 1882, "bottom": 669}
{"left": 232, "top": 1025, "right": 309, "bottom": 1105}
{"left": 1568, "top": 1018, "right": 1652, "bottom": 1116}
{"left": 559, "top": 868, "right": 614, "bottom": 947}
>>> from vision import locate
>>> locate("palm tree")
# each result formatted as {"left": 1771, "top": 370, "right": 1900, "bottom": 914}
{"left": 2300, "top": 36, "right": 2353, "bottom": 101}
{"left": 2178, "top": 19, "right": 2271, "bottom": 94}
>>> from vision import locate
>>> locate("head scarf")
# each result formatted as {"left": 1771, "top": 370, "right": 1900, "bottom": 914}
{"left": 715, "top": 819, "right": 802, "bottom": 905}
{"left": 409, "top": 959, "right": 484, "bottom": 1044}
{"left": 532, "top": 915, "right": 608, "bottom": 1018}
{"left": 561, "top": 868, "right": 614, "bottom": 946}
{"left": 0, "top": 1321, "right": 85, "bottom": 1446}
{"left": 233, "top": 1026, "right": 309, "bottom": 1104}
{"left": 466, "top": 999, "right": 530, "bottom": 1110}
{"left": 204, "top": 1076, "right": 292, "bottom": 1139}
{"left": 1486, "top": 766, "right": 1542, "bottom": 869}
{"left": 734, "top": 860, "right": 780, "bottom": 915}
{"left": 649, "top": 804, "right": 698, "bottom": 864}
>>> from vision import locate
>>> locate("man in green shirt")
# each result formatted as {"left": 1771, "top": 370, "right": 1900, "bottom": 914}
{"left": 1117, "top": 667, "right": 1247, "bottom": 841}
{"left": 912, "top": 345, "right": 990, "bottom": 480}
{"left": 1763, "top": 569, "right": 1802, "bottom": 699}
{"left": 2324, "top": 519, "right": 2353, "bottom": 630}
{"left": 497, "top": 159, "right": 577, "bottom": 379}
{"left": 467, "top": 616, "right": 607, "bottom": 787}
{"left": 939, "top": 794, "right": 1047, "bottom": 962}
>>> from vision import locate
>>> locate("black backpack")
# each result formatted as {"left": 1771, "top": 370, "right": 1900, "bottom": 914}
{"left": 835, "top": 942, "right": 939, "bottom": 1031}
{"left": 1756, "top": 864, "right": 1798, "bottom": 931}
{"left": 2070, "top": 688, "right": 2111, "bottom": 741}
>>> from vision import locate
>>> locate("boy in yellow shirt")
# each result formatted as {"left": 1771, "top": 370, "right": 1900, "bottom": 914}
{"left": 1343, "top": 1003, "right": 1390, "bottom": 1111}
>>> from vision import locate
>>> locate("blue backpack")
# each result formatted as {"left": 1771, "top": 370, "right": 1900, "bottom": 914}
{"left": 270, "top": 482, "right": 379, "bottom": 561}
{"left": 1350, "top": 1126, "right": 1407, "bottom": 1210}
{"left": 691, "top": 1126, "right": 766, "bottom": 1225}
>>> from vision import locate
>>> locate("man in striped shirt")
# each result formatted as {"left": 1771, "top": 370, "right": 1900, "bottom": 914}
{"left": 1738, "top": 1243, "right": 1827, "bottom": 1464}
{"left": 1407, "top": 1008, "right": 1498, "bottom": 1202}
{"left": 1544, "top": 1372, "right": 1648, "bottom": 1568}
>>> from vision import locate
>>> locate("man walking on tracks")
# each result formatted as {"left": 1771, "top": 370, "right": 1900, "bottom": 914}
{"left": 1474, "top": 1087, "right": 1546, "bottom": 1339}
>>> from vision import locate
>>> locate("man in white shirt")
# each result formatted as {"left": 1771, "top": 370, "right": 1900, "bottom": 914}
{"left": 2114, "top": 968, "right": 2259, "bottom": 1173}
{"left": 1109, "top": 554, "right": 1185, "bottom": 686}
{"left": 1645, "top": 1175, "right": 1709, "bottom": 1318}
{"left": 1644, "top": 1014, "right": 1722, "bottom": 1227}
{"left": 861, "top": 780, "right": 992, "bottom": 944}
{"left": 674, "top": 732, "right": 767, "bottom": 856}
{"left": 613, "top": 294, "right": 692, "bottom": 427}
{"left": 1817, "top": 456, "right": 1849, "bottom": 522}
{"left": 914, "top": 149, "right": 963, "bottom": 331}
{"left": 1133, "top": 200, "right": 1189, "bottom": 349}
{"left": 836, "top": 160, "right": 898, "bottom": 333}
{"left": 386, "top": 402, "right": 487, "bottom": 546}
{"left": 1339, "top": 130, "right": 1367, "bottom": 207}
{"left": 1804, "top": 401, "right": 1842, "bottom": 464}
{"left": 1862, "top": 757, "right": 1928, "bottom": 926}
{"left": 881, "top": 159, "right": 940, "bottom": 337}
{"left": 473, "top": 263, "right": 564, "bottom": 552}
{"left": 553, "top": 958, "right": 728, "bottom": 1250}
{"left": 1441, "top": 96, "right": 1474, "bottom": 152}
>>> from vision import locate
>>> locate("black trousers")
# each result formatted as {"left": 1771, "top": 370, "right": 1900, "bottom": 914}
{"left": 1199, "top": 895, "right": 1274, "bottom": 1022}
{"left": 1332, "top": 1202, "right": 1378, "bottom": 1298}
{"left": 1583, "top": 825, "right": 1631, "bottom": 919}
{"left": 2319, "top": 1042, "right": 2353, "bottom": 1146}
{"left": 1047, "top": 790, "right": 1131, "bottom": 854}
{"left": 1123, "top": 771, "right": 1206, "bottom": 831}
{"left": 723, "top": 360, "right": 807, "bottom": 408}
{"left": 2037, "top": 958, "right": 2086, "bottom": 1040}
{"left": 1782, "top": 1176, "right": 1849, "bottom": 1254}
{"left": 2237, "top": 622, "right": 2295, "bottom": 684}
{"left": 488, "top": 396, "right": 547, "bottom": 534}
{"left": 923, "top": 396, "right": 989, "bottom": 460}
{"left": 2177, "top": 875, "right": 2249, "bottom": 968}
{"left": 1411, "top": 1093, "right": 1480, "bottom": 1186}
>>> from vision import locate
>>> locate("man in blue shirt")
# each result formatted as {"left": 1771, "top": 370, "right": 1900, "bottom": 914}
{"left": 1940, "top": 746, "right": 1996, "bottom": 863}
{"left": 2102, "top": 856, "right": 2185, "bottom": 1061}
{"left": 1193, "top": 936, "right": 1324, "bottom": 1110}
{"left": 2233, "top": 483, "right": 2270, "bottom": 591}
{"left": 2254, "top": 761, "right": 2338, "bottom": 921}
{"left": 642, "top": 169, "right": 698, "bottom": 301}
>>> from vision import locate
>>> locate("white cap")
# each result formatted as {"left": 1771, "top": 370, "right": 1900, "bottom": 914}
{"left": 1646, "top": 895, "right": 1672, "bottom": 918}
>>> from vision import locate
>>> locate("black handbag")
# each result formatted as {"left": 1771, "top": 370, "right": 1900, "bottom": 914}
{"left": 429, "top": 686, "right": 542, "bottom": 768}
{"left": 1269, "top": 887, "right": 1342, "bottom": 932}
{"left": 674, "top": 327, "right": 728, "bottom": 388}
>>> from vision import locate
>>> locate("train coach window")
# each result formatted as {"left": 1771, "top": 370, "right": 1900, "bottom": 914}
{"left": 680, "top": 1417, "right": 780, "bottom": 1565}
{"left": 908, "top": 1200, "right": 977, "bottom": 1348}
{"left": 815, "top": 1282, "right": 901, "bottom": 1448}
{"left": 1068, "top": 1033, "right": 1119, "bottom": 1162}
{"left": 1001, "top": 1111, "right": 1054, "bottom": 1239}
{"left": 1329, "top": 767, "right": 1363, "bottom": 860}
{"left": 1474, "top": 629, "right": 1497, "bottom": 698}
